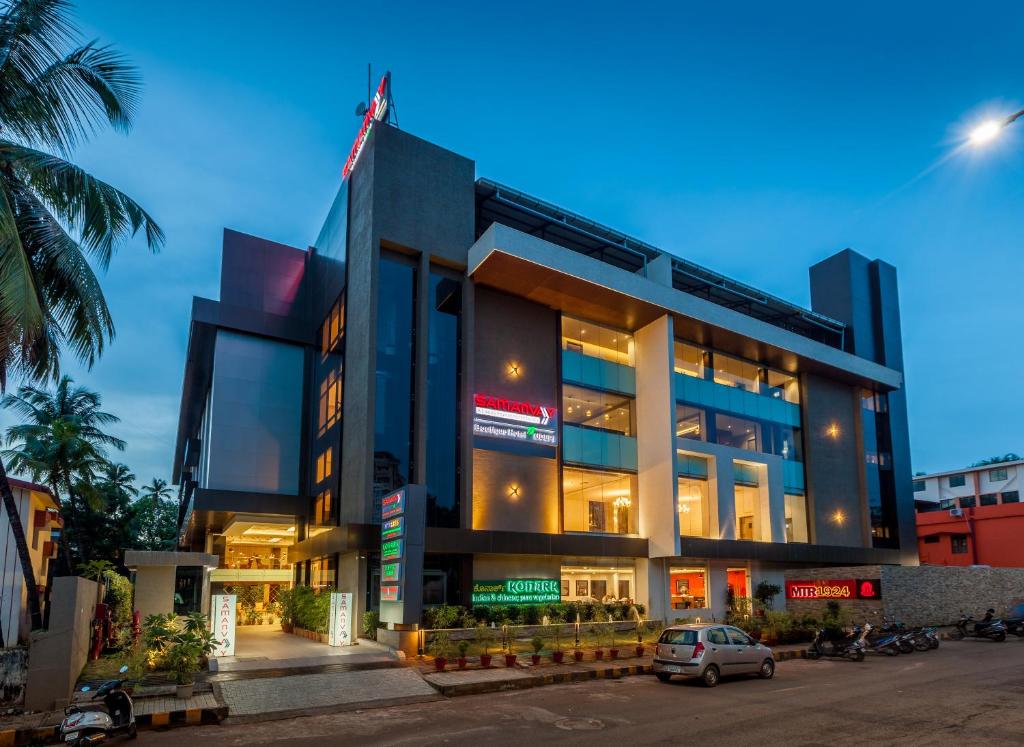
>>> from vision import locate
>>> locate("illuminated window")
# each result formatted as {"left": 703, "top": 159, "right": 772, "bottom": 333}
{"left": 313, "top": 489, "right": 332, "bottom": 526}
{"left": 675, "top": 404, "right": 706, "bottom": 440}
{"left": 563, "top": 384, "right": 635, "bottom": 436}
{"left": 309, "top": 555, "right": 335, "bottom": 589}
{"left": 784, "top": 494, "right": 809, "bottom": 543}
{"left": 732, "top": 465, "right": 768, "bottom": 541}
{"left": 669, "top": 566, "right": 708, "bottom": 609}
{"left": 677, "top": 477, "right": 709, "bottom": 537}
{"left": 563, "top": 467, "right": 638, "bottom": 535}
{"left": 712, "top": 353, "right": 759, "bottom": 393}
{"left": 320, "top": 296, "right": 345, "bottom": 357}
{"left": 673, "top": 341, "right": 706, "bottom": 378}
{"left": 765, "top": 369, "right": 800, "bottom": 404}
{"left": 561, "top": 564, "right": 635, "bottom": 602}
{"left": 318, "top": 368, "right": 342, "bottom": 435}
{"left": 716, "top": 413, "right": 760, "bottom": 451}
{"left": 561, "top": 316, "right": 634, "bottom": 367}
{"left": 315, "top": 447, "right": 334, "bottom": 484}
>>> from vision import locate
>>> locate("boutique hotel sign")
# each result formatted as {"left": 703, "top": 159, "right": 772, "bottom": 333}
{"left": 472, "top": 579, "right": 562, "bottom": 605}
{"left": 786, "top": 579, "right": 882, "bottom": 600}
{"left": 472, "top": 393, "right": 557, "bottom": 446}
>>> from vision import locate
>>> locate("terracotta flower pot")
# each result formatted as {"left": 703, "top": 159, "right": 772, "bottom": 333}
{"left": 552, "top": 651, "right": 565, "bottom": 664}
{"left": 458, "top": 658, "right": 467, "bottom": 670}
{"left": 531, "top": 654, "right": 541, "bottom": 665}
{"left": 480, "top": 654, "right": 493, "bottom": 667}
{"left": 635, "top": 645, "right": 644, "bottom": 657}
{"left": 595, "top": 650, "right": 604, "bottom": 660}
{"left": 434, "top": 657, "right": 447, "bottom": 672}
{"left": 573, "top": 650, "right": 584, "bottom": 662}
{"left": 609, "top": 649, "right": 619, "bottom": 660}
{"left": 504, "top": 654, "right": 517, "bottom": 667}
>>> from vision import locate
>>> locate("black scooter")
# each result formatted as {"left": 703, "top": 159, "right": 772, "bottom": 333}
{"left": 807, "top": 623, "right": 868, "bottom": 661}
{"left": 950, "top": 613, "right": 1006, "bottom": 642}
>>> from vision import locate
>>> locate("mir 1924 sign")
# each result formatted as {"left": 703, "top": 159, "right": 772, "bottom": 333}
{"left": 471, "top": 579, "right": 561, "bottom": 605}
{"left": 785, "top": 578, "right": 882, "bottom": 600}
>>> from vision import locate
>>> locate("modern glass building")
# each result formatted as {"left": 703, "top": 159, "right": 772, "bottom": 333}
{"left": 171, "top": 122, "right": 917, "bottom": 635}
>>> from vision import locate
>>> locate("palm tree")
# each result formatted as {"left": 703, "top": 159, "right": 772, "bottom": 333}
{"left": 0, "top": 1, "right": 161, "bottom": 631}
{"left": 3, "top": 376, "right": 125, "bottom": 566}
{"left": 100, "top": 461, "right": 137, "bottom": 499}
{"left": 135, "top": 477, "right": 175, "bottom": 550}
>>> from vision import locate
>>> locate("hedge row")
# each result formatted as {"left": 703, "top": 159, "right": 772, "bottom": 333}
{"left": 422, "top": 601, "right": 646, "bottom": 629}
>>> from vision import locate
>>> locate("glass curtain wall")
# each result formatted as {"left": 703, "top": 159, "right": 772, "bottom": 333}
{"left": 310, "top": 294, "right": 344, "bottom": 531}
{"left": 563, "top": 468, "right": 638, "bottom": 535}
{"left": 862, "top": 391, "right": 898, "bottom": 548}
{"left": 373, "top": 256, "right": 416, "bottom": 520}
{"left": 564, "top": 385, "right": 635, "bottom": 435}
{"left": 426, "top": 272, "right": 461, "bottom": 527}
{"left": 677, "top": 477, "right": 710, "bottom": 537}
{"left": 561, "top": 317, "right": 635, "bottom": 366}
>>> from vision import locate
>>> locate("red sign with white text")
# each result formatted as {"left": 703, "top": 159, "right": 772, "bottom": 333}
{"left": 342, "top": 74, "right": 389, "bottom": 180}
{"left": 786, "top": 579, "right": 856, "bottom": 600}
{"left": 472, "top": 393, "right": 558, "bottom": 446}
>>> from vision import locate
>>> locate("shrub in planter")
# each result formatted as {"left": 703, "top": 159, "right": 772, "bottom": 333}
{"left": 553, "top": 650, "right": 564, "bottom": 663}
{"left": 475, "top": 624, "right": 496, "bottom": 667}
{"left": 573, "top": 649, "right": 584, "bottom": 662}
{"left": 430, "top": 632, "right": 450, "bottom": 672}
{"left": 609, "top": 647, "right": 619, "bottom": 660}
{"left": 457, "top": 640, "right": 469, "bottom": 669}
{"left": 594, "top": 649, "right": 604, "bottom": 661}
{"left": 504, "top": 653, "right": 517, "bottom": 667}
{"left": 362, "top": 610, "right": 381, "bottom": 641}
{"left": 530, "top": 635, "right": 544, "bottom": 665}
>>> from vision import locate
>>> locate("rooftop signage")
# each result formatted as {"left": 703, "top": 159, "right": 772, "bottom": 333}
{"left": 471, "top": 578, "right": 561, "bottom": 605}
{"left": 342, "top": 72, "right": 389, "bottom": 181}
{"left": 786, "top": 579, "right": 882, "bottom": 600}
{"left": 472, "top": 393, "right": 557, "bottom": 446}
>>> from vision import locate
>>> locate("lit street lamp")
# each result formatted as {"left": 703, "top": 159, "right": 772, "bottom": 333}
{"left": 969, "top": 108, "right": 1024, "bottom": 146}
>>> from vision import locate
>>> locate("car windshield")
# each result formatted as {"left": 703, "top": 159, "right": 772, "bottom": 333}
{"left": 659, "top": 629, "right": 698, "bottom": 645}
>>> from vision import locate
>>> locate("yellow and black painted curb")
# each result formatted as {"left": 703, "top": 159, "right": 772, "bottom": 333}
{"left": 0, "top": 704, "right": 226, "bottom": 746}
{"left": 428, "top": 663, "right": 654, "bottom": 697}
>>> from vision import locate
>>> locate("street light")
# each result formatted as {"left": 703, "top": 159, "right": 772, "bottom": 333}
{"left": 968, "top": 108, "right": 1024, "bottom": 146}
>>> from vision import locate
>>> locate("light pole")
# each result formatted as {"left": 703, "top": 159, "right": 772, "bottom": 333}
{"left": 968, "top": 108, "right": 1024, "bottom": 146}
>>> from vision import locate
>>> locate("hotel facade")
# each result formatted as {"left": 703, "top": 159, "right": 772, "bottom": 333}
{"left": 171, "top": 122, "right": 917, "bottom": 629}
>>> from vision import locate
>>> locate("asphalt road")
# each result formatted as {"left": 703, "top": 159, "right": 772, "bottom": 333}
{"left": 138, "top": 638, "right": 1024, "bottom": 746}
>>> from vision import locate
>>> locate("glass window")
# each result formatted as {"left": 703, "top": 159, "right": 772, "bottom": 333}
{"left": 1002, "top": 491, "right": 1020, "bottom": 504}
{"left": 989, "top": 468, "right": 1008, "bottom": 482}
{"left": 727, "top": 628, "right": 753, "bottom": 646}
{"left": 959, "top": 496, "right": 976, "bottom": 508}
{"left": 315, "top": 447, "right": 333, "bottom": 484}
{"left": 716, "top": 413, "right": 760, "bottom": 451}
{"left": 675, "top": 404, "right": 706, "bottom": 440}
{"left": 768, "top": 423, "right": 802, "bottom": 462}
{"left": 173, "top": 566, "right": 203, "bottom": 615}
{"left": 912, "top": 480, "right": 926, "bottom": 492}
{"left": 563, "top": 468, "right": 638, "bottom": 535}
{"left": 734, "top": 482, "right": 767, "bottom": 541}
{"left": 564, "top": 385, "right": 635, "bottom": 436}
{"left": 784, "top": 494, "right": 809, "bottom": 543}
{"left": 320, "top": 295, "right": 345, "bottom": 357}
{"left": 561, "top": 316, "right": 634, "bottom": 367}
{"left": 313, "top": 489, "right": 332, "bottom": 526}
{"left": 669, "top": 567, "right": 707, "bottom": 609}
{"left": 318, "top": 367, "right": 342, "bottom": 435}
{"left": 939, "top": 498, "right": 955, "bottom": 510}
{"left": 426, "top": 273, "right": 461, "bottom": 528}
{"left": 673, "top": 341, "right": 706, "bottom": 378}
{"left": 712, "top": 353, "right": 759, "bottom": 393}
{"left": 373, "top": 257, "right": 416, "bottom": 514}
{"left": 764, "top": 369, "right": 800, "bottom": 404}
{"left": 659, "top": 628, "right": 699, "bottom": 645}
{"left": 948, "top": 474, "right": 966, "bottom": 488}
{"left": 707, "top": 628, "right": 729, "bottom": 645}
{"left": 951, "top": 535, "right": 968, "bottom": 554}
{"left": 923, "top": 535, "right": 939, "bottom": 544}
{"left": 310, "top": 555, "right": 335, "bottom": 589}
{"left": 980, "top": 493, "right": 998, "bottom": 506}
{"left": 677, "top": 477, "right": 710, "bottom": 537}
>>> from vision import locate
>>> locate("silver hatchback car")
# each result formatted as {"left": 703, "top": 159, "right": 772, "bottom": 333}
{"left": 653, "top": 623, "right": 775, "bottom": 687}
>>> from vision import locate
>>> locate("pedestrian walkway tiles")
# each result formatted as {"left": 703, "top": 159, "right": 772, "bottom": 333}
{"left": 218, "top": 668, "right": 439, "bottom": 716}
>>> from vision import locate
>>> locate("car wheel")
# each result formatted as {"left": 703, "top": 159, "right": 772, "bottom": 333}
{"left": 656, "top": 673, "right": 672, "bottom": 683}
{"left": 129, "top": 723, "right": 138, "bottom": 739}
{"left": 993, "top": 632, "right": 1006, "bottom": 642}
{"left": 702, "top": 665, "right": 720, "bottom": 688}
{"left": 758, "top": 659, "right": 775, "bottom": 679}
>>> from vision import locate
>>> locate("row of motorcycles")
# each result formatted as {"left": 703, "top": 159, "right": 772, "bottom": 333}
{"left": 807, "top": 616, "right": 940, "bottom": 661}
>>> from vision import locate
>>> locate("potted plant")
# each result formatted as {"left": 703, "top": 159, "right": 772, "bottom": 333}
{"left": 167, "top": 640, "right": 201, "bottom": 699}
{"left": 530, "top": 636, "right": 544, "bottom": 665}
{"left": 608, "top": 624, "right": 619, "bottom": 660}
{"left": 430, "top": 631, "right": 450, "bottom": 672}
{"left": 551, "top": 624, "right": 565, "bottom": 663}
{"left": 457, "top": 640, "right": 470, "bottom": 670}
{"left": 502, "top": 627, "right": 517, "bottom": 667}
{"left": 635, "top": 619, "right": 645, "bottom": 657}
{"left": 476, "top": 624, "right": 495, "bottom": 667}
{"left": 573, "top": 647, "right": 584, "bottom": 662}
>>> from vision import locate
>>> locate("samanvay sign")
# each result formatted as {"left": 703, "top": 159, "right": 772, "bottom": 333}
{"left": 472, "top": 394, "right": 557, "bottom": 446}
{"left": 786, "top": 579, "right": 882, "bottom": 600}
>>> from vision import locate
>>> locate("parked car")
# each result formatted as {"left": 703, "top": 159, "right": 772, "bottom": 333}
{"left": 653, "top": 623, "right": 774, "bottom": 687}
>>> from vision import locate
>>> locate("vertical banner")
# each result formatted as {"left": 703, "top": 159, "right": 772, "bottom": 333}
{"left": 329, "top": 592, "right": 353, "bottom": 646}
{"left": 210, "top": 594, "right": 236, "bottom": 657}
{"left": 379, "top": 485, "right": 426, "bottom": 627}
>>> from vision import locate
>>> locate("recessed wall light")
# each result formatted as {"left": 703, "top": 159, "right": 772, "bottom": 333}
{"left": 827, "top": 423, "right": 840, "bottom": 439}
{"left": 508, "top": 485, "right": 520, "bottom": 499}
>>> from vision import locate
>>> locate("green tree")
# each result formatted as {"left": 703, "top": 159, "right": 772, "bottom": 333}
{"left": 971, "top": 454, "right": 1022, "bottom": 467}
{"left": 3, "top": 376, "right": 125, "bottom": 566}
{"left": 72, "top": 461, "right": 136, "bottom": 564}
{"left": 0, "top": 0, "right": 162, "bottom": 631}
{"left": 131, "top": 477, "right": 177, "bottom": 551}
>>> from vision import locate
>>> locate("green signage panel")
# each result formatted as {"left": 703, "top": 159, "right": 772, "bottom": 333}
{"left": 471, "top": 578, "right": 561, "bottom": 605}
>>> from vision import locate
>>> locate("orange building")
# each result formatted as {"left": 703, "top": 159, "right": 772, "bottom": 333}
{"left": 917, "top": 503, "right": 1024, "bottom": 567}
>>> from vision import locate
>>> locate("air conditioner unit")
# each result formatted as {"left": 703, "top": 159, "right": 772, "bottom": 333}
{"left": 949, "top": 508, "right": 964, "bottom": 517}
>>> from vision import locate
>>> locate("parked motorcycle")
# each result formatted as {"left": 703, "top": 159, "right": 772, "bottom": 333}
{"left": 59, "top": 665, "right": 137, "bottom": 745}
{"left": 877, "top": 616, "right": 934, "bottom": 652}
{"left": 807, "top": 623, "right": 868, "bottom": 661}
{"left": 1003, "top": 617, "right": 1024, "bottom": 637}
{"left": 950, "top": 611, "right": 1007, "bottom": 642}
{"left": 864, "top": 626, "right": 902, "bottom": 656}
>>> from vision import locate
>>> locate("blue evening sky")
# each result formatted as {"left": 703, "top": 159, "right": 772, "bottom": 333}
{"left": 30, "top": 1, "right": 1021, "bottom": 483}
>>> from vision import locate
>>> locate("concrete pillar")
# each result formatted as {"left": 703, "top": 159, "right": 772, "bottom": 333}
{"left": 708, "top": 560, "right": 729, "bottom": 620}
{"left": 634, "top": 315, "right": 679, "bottom": 558}
{"left": 636, "top": 558, "right": 669, "bottom": 622}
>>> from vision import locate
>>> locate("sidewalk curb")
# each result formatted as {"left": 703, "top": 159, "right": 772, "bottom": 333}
{"left": 0, "top": 705, "right": 227, "bottom": 746}
{"left": 221, "top": 694, "right": 443, "bottom": 725}
{"left": 426, "top": 663, "right": 654, "bottom": 697}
